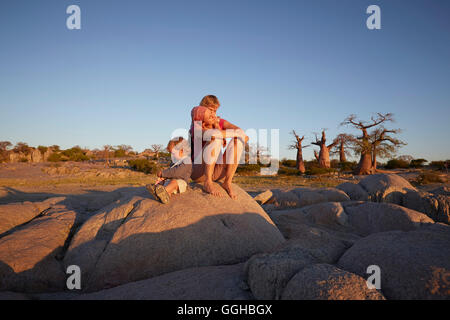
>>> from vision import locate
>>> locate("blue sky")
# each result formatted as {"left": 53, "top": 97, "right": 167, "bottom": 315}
{"left": 1, "top": 0, "right": 449, "bottom": 161}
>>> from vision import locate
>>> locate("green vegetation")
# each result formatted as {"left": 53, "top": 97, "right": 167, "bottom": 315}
{"left": 38, "top": 146, "right": 48, "bottom": 155}
{"left": 128, "top": 158, "right": 160, "bottom": 174}
{"left": 47, "top": 152, "right": 62, "bottom": 162}
{"left": 409, "top": 159, "right": 428, "bottom": 168}
{"left": 385, "top": 159, "right": 410, "bottom": 169}
{"left": 61, "top": 146, "right": 90, "bottom": 162}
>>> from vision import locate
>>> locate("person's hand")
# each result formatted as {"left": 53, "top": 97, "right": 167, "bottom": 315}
{"left": 155, "top": 177, "right": 165, "bottom": 185}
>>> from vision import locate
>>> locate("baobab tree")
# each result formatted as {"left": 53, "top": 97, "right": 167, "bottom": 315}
{"left": 342, "top": 113, "right": 405, "bottom": 175}
{"left": 0, "top": 141, "right": 12, "bottom": 163}
{"left": 103, "top": 145, "right": 112, "bottom": 167}
{"left": 288, "top": 130, "right": 308, "bottom": 173}
{"left": 331, "top": 133, "right": 354, "bottom": 163}
{"left": 311, "top": 130, "right": 339, "bottom": 168}
{"left": 151, "top": 144, "right": 163, "bottom": 160}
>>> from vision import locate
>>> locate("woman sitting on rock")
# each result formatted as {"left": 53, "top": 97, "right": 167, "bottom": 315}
{"left": 189, "top": 95, "right": 248, "bottom": 199}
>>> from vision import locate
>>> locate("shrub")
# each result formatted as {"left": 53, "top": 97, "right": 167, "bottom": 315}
{"left": 128, "top": 159, "right": 159, "bottom": 174}
{"left": 280, "top": 159, "right": 297, "bottom": 168}
{"left": 385, "top": 159, "right": 409, "bottom": 169}
{"left": 305, "top": 167, "right": 337, "bottom": 176}
{"left": 429, "top": 161, "right": 449, "bottom": 171}
{"left": 114, "top": 149, "right": 127, "bottom": 158}
{"left": 409, "top": 159, "right": 427, "bottom": 168}
{"left": 38, "top": 146, "right": 48, "bottom": 155}
{"left": 19, "top": 157, "right": 28, "bottom": 163}
{"left": 278, "top": 167, "right": 301, "bottom": 176}
{"left": 61, "top": 146, "right": 90, "bottom": 162}
{"left": 236, "top": 164, "right": 262, "bottom": 175}
{"left": 416, "top": 171, "right": 446, "bottom": 185}
{"left": 338, "top": 161, "right": 357, "bottom": 172}
{"left": 47, "top": 152, "right": 62, "bottom": 162}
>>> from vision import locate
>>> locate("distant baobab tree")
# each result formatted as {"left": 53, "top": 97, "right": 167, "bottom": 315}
{"left": 151, "top": 144, "right": 163, "bottom": 160}
{"left": 103, "top": 145, "right": 112, "bottom": 166}
{"left": 288, "top": 130, "right": 309, "bottom": 173}
{"left": 311, "top": 130, "right": 338, "bottom": 168}
{"left": 331, "top": 133, "right": 354, "bottom": 163}
{"left": 342, "top": 113, "right": 405, "bottom": 175}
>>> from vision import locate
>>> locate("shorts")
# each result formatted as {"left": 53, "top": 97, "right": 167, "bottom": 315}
{"left": 164, "top": 179, "right": 188, "bottom": 194}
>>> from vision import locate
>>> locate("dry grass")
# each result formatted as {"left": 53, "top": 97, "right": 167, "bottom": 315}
{"left": 0, "top": 175, "right": 156, "bottom": 188}
{"left": 233, "top": 175, "right": 347, "bottom": 191}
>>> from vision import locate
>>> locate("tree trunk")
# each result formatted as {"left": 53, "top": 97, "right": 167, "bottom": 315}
{"left": 371, "top": 146, "right": 377, "bottom": 172}
{"left": 318, "top": 147, "right": 331, "bottom": 168}
{"left": 354, "top": 152, "right": 373, "bottom": 175}
{"left": 296, "top": 148, "right": 305, "bottom": 173}
{"left": 339, "top": 143, "right": 347, "bottom": 162}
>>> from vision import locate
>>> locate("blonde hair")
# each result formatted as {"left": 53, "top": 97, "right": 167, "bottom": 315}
{"left": 167, "top": 137, "right": 185, "bottom": 152}
{"left": 199, "top": 95, "right": 220, "bottom": 109}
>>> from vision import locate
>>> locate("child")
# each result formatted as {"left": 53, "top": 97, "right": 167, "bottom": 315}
{"left": 147, "top": 137, "right": 192, "bottom": 204}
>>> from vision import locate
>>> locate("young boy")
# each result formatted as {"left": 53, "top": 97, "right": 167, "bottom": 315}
{"left": 147, "top": 137, "right": 192, "bottom": 204}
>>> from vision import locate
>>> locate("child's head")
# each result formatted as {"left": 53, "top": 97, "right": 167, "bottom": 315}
{"left": 199, "top": 95, "right": 220, "bottom": 113}
{"left": 167, "top": 137, "right": 188, "bottom": 161}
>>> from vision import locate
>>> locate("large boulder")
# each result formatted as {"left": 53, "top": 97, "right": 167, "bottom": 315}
{"left": 336, "top": 182, "right": 370, "bottom": 201}
{"left": 0, "top": 205, "right": 77, "bottom": 292}
{"left": 64, "top": 196, "right": 143, "bottom": 284}
{"left": 66, "top": 183, "right": 284, "bottom": 292}
{"left": 281, "top": 264, "right": 385, "bottom": 300}
{"left": 245, "top": 245, "right": 320, "bottom": 300}
{"left": 0, "top": 197, "right": 65, "bottom": 235}
{"left": 402, "top": 190, "right": 449, "bottom": 224}
{"left": 271, "top": 201, "right": 432, "bottom": 239}
{"left": 337, "top": 223, "right": 450, "bottom": 299}
{"left": 74, "top": 263, "right": 252, "bottom": 300}
{"left": 266, "top": 187, "right": 350, "bottom": 211}
{"left": 357, "top": 174, "right": 417, "bottom": 204}
{"left": 342, "top": 201, "right": 434, "bottom": 236}
{"left": 244, "top": 235, "right": 351, "bottom": 300}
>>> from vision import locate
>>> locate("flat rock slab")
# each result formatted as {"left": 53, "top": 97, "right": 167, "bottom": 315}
{"left": 0, "top": 205, "right": 76, "bottom": 292}
{"left": 0, "top": 197, "right": 65, "bottom": 235}
{"left": 67, "top": 183, "right": 285, "bottom": 292}
{"left": 74, "top": 263, "right": 252, "bottom": 300}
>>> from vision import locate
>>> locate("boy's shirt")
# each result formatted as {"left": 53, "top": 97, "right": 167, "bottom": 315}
{"left": 161, "top": 156, "right": 192, "bottom": 183}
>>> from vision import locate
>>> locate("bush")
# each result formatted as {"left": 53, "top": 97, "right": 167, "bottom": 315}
{"left": 47, "top": 152, "right": 62, "bottom": 162}
{"left": 19, "top": 157, "right": 28, "bottom": 163}
{"left": 61, "top": 146, "right": 90, "bottom": 162}
{"left": 305, "top": 167, "right": 337, "bottom": 176}
{"left": 278, "top": 167, "right": 301, "bottom": 176}
{"left": 385, "top": 159, "right": 410, "bottom": 169}
{"left": 338, "top": 161, "right": 357, "bottom": 172}
{"left": 236, "top": 164, "right": 262, "bottom": 175}
{"left": 416, "top": 171, "right": 446, "bottom": 185}
{"left": 38, "top": 146, "right": 48, "bottom": 155}
{"left": 280, "top": 159, "right": 297, "bottom": 168}
{"left": 429, "top": 161, "right": 449, "bottom": 171}
{"left": 128, "top": 159, "right": 159, "bottom": 174}
{"left": 409, "top": 159, "right": 427, "bottom": 168}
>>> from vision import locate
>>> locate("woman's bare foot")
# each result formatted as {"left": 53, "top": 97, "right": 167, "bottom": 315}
{"left": 204, "top": 180, "right": 223, "bottom": 197}
{"left": 221, "top": 182, "right": 237, "bottom": 199}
